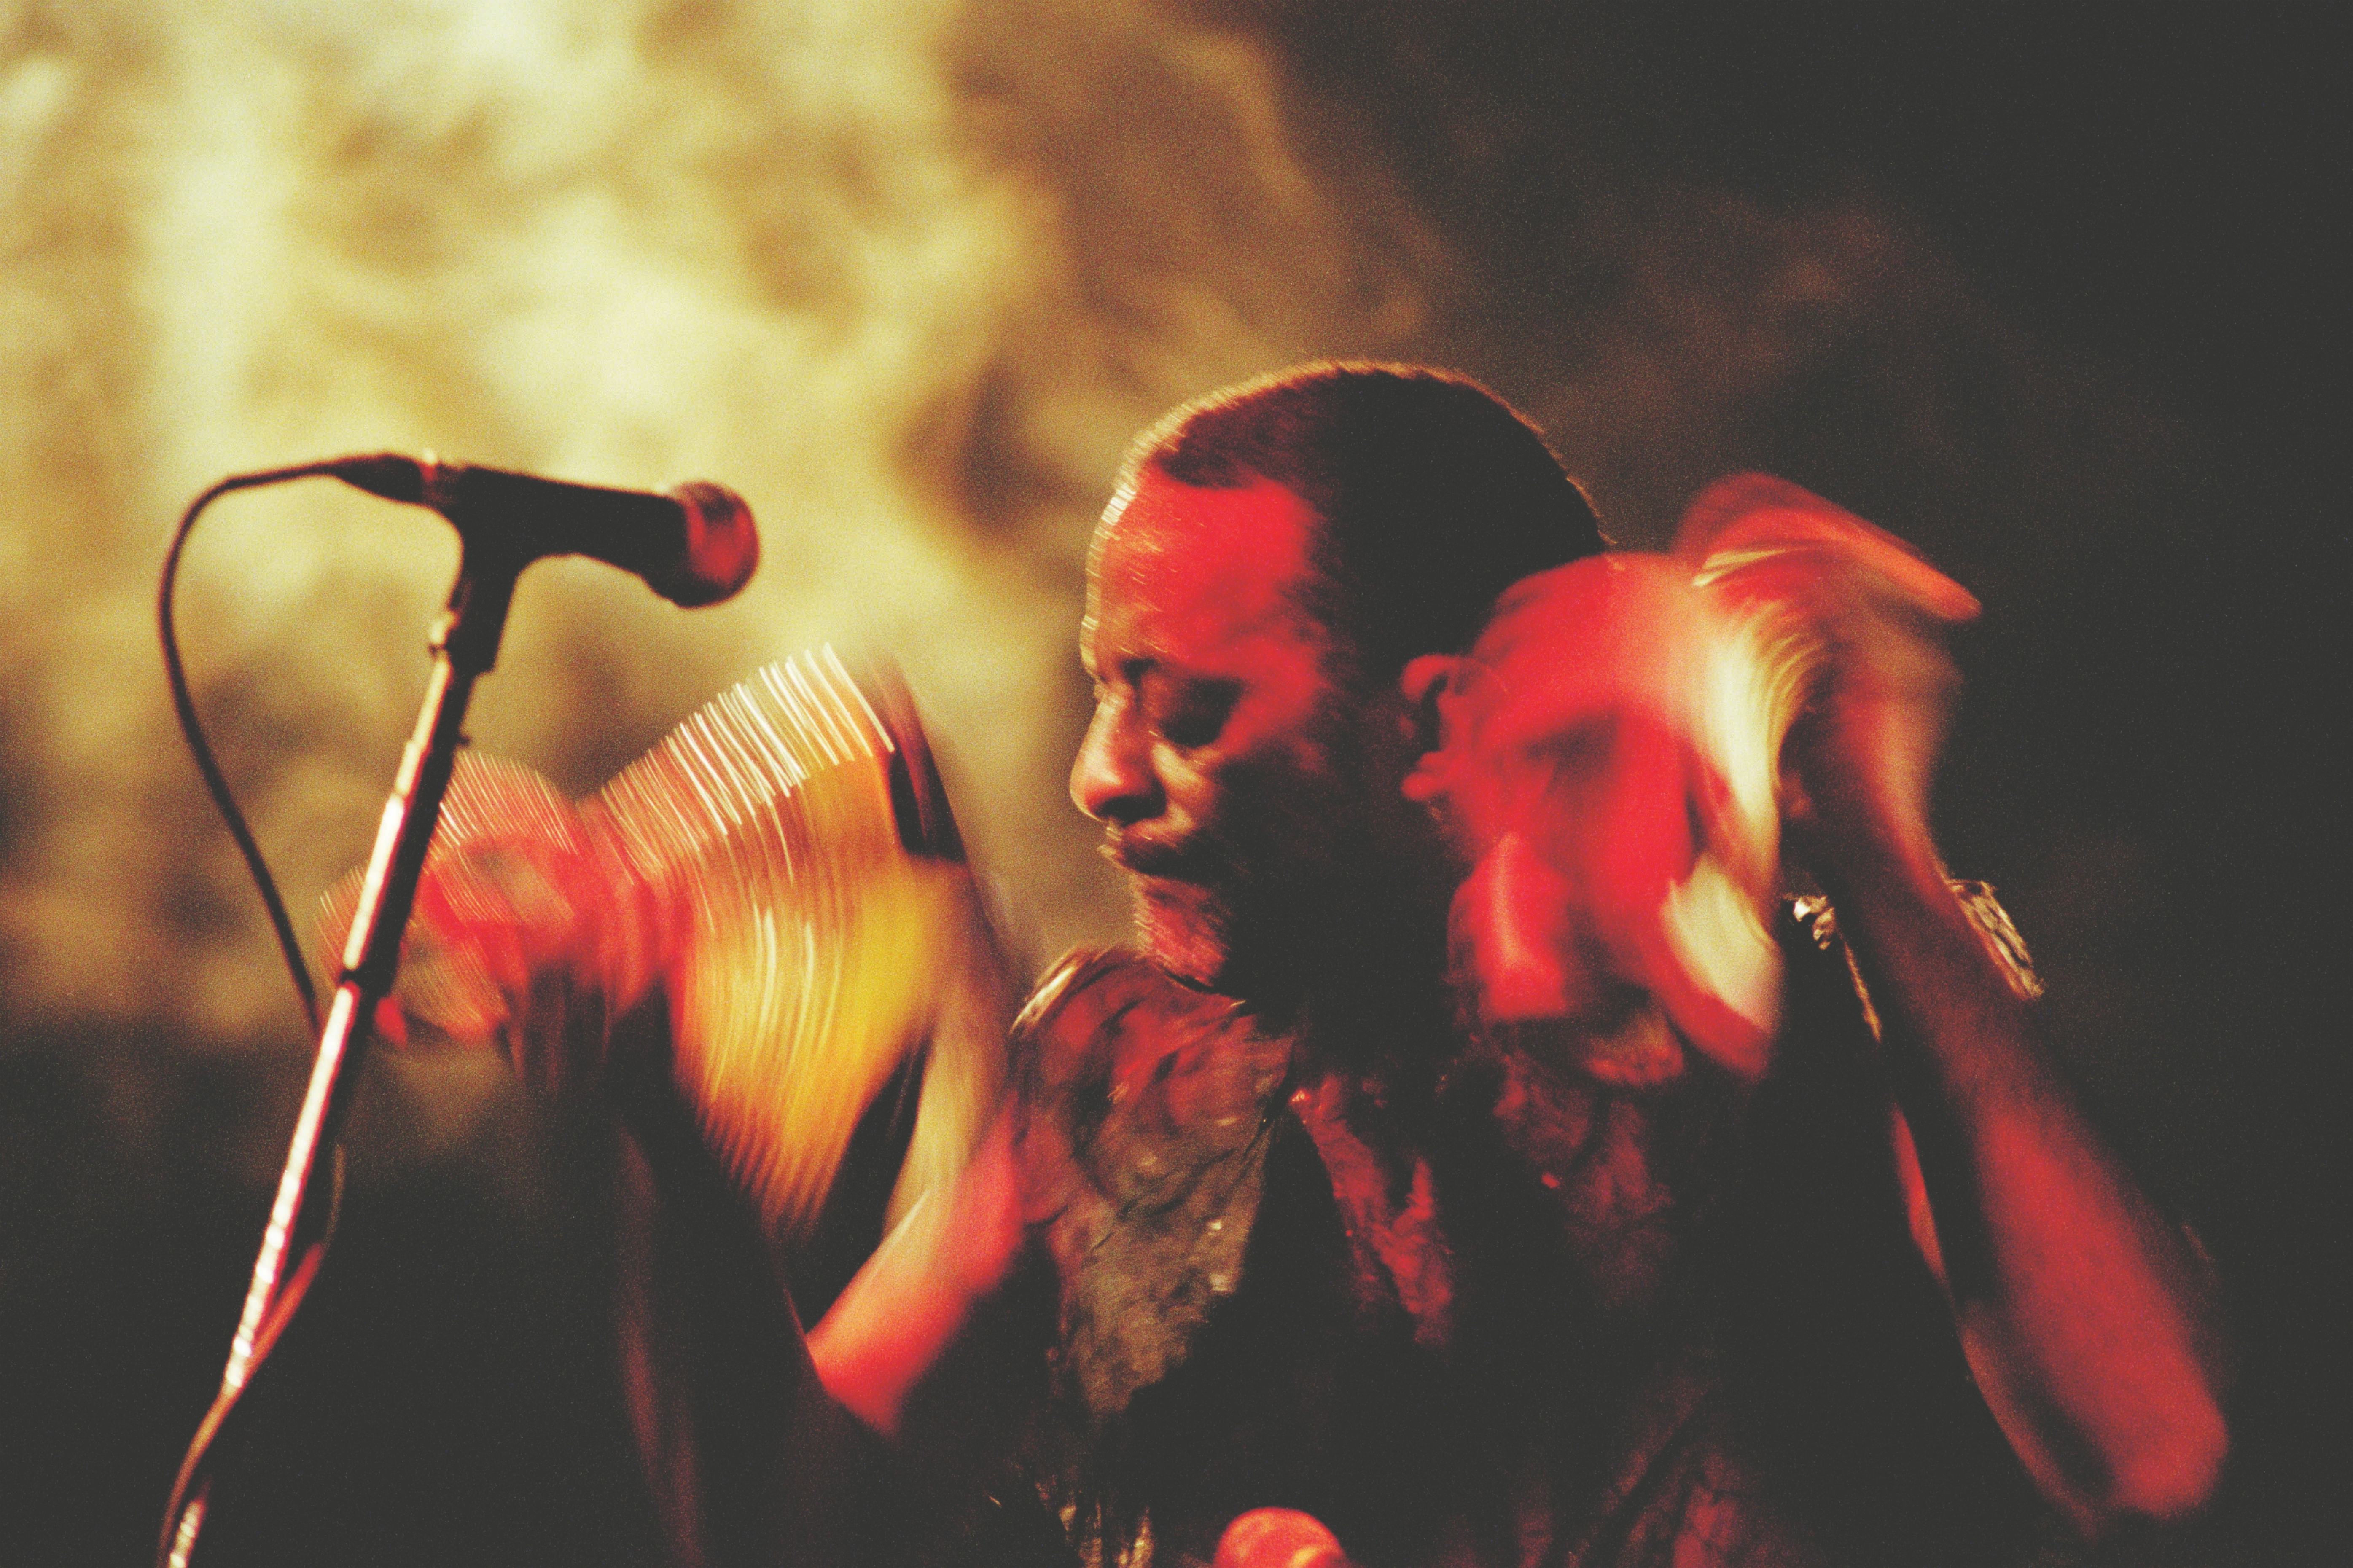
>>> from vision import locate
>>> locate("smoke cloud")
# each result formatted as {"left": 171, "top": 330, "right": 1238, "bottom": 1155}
{"left": 0, "top": 0, "right": 2125, "bottom": 1048}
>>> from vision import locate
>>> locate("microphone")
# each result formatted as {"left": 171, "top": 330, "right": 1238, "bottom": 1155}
{"left": 326, "top": 453, "right": 759, "bottom": 607}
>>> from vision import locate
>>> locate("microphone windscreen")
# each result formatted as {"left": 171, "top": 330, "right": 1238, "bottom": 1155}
{"left": 1214, "top": 1509, "right": 1350, "bottom": 1568}
{"left": 659, "top": 480, "right": 758, "bottom": 607}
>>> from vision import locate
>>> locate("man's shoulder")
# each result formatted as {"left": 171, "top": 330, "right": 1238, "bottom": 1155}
{"left": 1011, "top": 946, "right": 1293, "bottom": 1119}
{"left": 1005, "top": 945, "right": 1291, "bottom": 1242}
{"left": 1005, "top": 948, "right": 1294, "bottom": 1426}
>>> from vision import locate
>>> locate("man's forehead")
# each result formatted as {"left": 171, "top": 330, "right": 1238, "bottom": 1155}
{"left": 1086, "top": 471, "right": 1322, "bottom": 650}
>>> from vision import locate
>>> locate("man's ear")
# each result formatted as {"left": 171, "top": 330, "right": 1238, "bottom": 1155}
{"left": 1398, "top": 654, "right": 1461, "bottom": 748}
{"left": 1397, "top": 653, "right": 1463, "bottom": 803}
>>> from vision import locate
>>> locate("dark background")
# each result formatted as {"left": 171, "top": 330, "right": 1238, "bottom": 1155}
{"left": 3, "top": 4, "right": 2343, "bottom": 1563}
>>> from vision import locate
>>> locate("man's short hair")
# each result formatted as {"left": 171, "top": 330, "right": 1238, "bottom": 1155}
{"left": 1127, "top": 362, "right": 1607, "bottom": 685}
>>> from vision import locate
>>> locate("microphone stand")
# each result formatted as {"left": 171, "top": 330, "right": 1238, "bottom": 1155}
{"left": 163, "top": 543, "right": 524, "bottom": 1568}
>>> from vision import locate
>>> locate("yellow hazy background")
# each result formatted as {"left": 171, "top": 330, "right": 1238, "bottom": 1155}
{"left": 3, "top": 0, "right": 1369, "bottom": 1043}
{"left": 0, "top": 1, "right": 2024, "bottom": 1060}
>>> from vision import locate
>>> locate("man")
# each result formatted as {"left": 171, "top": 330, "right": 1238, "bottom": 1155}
{"left": 382, "top": 363, "right": 2227, "bottom": 1565}
{"left": 812, "top": 363, "right": 1612, "bottom": 1562}
{"left": 350, "top": 365, "right": 1592, "bottom": 1565}
{"left": 812, "top": 364, "right": 2227, "bottom": 1567}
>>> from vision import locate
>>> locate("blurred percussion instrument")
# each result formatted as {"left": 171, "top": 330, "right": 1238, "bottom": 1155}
{"left": 324, "top": 647, "right": 1008, "bottom": 1240}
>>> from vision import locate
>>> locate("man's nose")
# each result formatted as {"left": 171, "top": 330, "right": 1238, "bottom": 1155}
{"left": 1453, "top": 832, "right": 1577, "bottom": 1023}
{"left": 1070, "top": 700, "right": 1161, "bottom": 825}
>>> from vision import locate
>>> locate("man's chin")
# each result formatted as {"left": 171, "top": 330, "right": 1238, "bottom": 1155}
{"left": 1131, "top": 882, "right": 1239, "bottom": 993}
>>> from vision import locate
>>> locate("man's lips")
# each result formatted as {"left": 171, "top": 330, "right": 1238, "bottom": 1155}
{"left": 1102, "top": 835, "right": 1207, "bottom": 881}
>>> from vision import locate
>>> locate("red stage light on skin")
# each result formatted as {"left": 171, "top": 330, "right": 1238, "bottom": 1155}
{"left": 1073, "top": 471, "right": 1388, "bottom": 999}
{"left": 1404, "top": 554, "right": 1779, "bottom": 1080}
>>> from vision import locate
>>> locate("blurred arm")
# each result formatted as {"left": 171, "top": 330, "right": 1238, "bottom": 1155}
{"left": 806, "top": 1109, "right": 1026, "bottom": 1439}
{"left": 1679, "top": 475, "right": 2231, "bottom": 1533}
{"left": 1789, "top": 627, "right": 2230, "bottom": 1538}
{"left": 605, "top": 1000, "right": 893, "bottom": 1568}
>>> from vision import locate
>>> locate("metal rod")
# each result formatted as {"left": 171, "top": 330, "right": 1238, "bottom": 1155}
{"left": 166, "top": 550, "right": 520, "bottom": 1568}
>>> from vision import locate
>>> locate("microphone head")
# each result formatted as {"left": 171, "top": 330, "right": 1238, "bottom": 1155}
{"left": 658, "top": 481, "right": 760, "bottom": 607}
{"left": 1215, "top": 1509, "right": 1349, "bottom": 1568}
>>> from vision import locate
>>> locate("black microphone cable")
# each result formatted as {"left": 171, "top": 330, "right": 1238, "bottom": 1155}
{"left": 155, "top": 459, "right": 355, "bottom": 1568}
{"left": 159, "top": 459, "right": 361, "bottom": 1036}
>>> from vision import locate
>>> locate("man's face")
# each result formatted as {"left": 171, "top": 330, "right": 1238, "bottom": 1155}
{"left": 1071, "top": 469, "right": 1391, "bottom": 998}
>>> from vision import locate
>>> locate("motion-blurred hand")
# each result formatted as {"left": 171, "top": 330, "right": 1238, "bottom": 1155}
{"left": 1403, "top": 556, "right": 1778, "bottom": 1081}
{"left": 316, "top": 754, "right": 670, "bottom": 1101}
{"left": 1677, "top": 473, "right": 1979, "bottom": 863}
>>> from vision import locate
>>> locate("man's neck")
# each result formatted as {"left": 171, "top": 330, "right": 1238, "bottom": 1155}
{"left": 1256, "top": 893, "right": 1462, "bottom": 1343}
